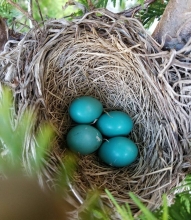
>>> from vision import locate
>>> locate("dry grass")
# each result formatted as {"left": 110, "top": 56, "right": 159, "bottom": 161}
{"left": 0, "top": 9, "right": 191, "bottom": 215}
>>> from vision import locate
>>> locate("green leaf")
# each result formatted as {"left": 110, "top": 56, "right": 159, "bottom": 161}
{"left": 0, "top": 86, "right": 55, "bottom": 176}
{"left": 137, "top": 0, "right": 169, "bottom": 29}
{"left": 106, "top": 189, "right": 134, "bottom": 220}
{"left": 129, "top": 192, "right": 158, "bottom": 220}
{"left": 111, "top": 0, "right": 116, "bottom": 7}
{"left": 79, "top": 189, "right": 110, "bottom": 220}
{"left": 162, "top": 194, "right": 168, "bottom": 220}
{"left": 32, "top": 123, "right": 54, "bottom": 172}
{"left": 125, "top": 203, "right": 134, "bottom": 220}
{"left": 92, "top": 209, "right": 106, "bottom": 219}
{"left": 56, "top": 152, "right": 78, "bottom": 191}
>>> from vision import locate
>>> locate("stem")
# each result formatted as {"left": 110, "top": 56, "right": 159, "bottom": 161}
{"left": 28, "top": 0, "right": 33, "bottom": 28}
{"left": 35, "top": 0, "right": 44, "bottom": 23}
{"left": 118, "top": 0, "right": 157, "bottom": 17}
{"left": 6, "top": 0, "right": 37, "bottom": 26}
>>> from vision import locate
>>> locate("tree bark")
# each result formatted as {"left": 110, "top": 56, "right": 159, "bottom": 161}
{"left": 0, "top": 17, "right": 8, "bottom": 51}
{"left": 152, "top": 0, "right": 191, "bottom": 50}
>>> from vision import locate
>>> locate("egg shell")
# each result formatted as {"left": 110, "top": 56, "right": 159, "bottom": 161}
{"left": 98, "top": 137, "right": 138, "bottom": 167}
{"left": 66, "top": 125, "right": 103, "bottom": 155}
{"left": 69, "top": 96, "right": 103, "bottom": 124}
{"left": 96, "top": 111, "right": 133, "bottom": 137}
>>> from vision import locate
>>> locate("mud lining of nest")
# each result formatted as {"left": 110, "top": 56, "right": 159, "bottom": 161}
{"left": 0, "top": 9, "right": 191, "bottom": 213}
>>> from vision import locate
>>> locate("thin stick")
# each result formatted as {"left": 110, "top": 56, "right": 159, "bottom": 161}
{"left": 28, "top": 0, "right": 33, "bottom": 28}
{"left": 118, "top": 0, "right": 157, "bottom": 17}
{"left": 6, "top": 0, "right": 37, "bottom": 26}
{"left": 35, "top": 0, "right": 44, "bottom": 23}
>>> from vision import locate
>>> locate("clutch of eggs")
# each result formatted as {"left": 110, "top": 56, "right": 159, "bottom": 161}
{"left": 67, "top": 96, "right": 138, "bottom": 167}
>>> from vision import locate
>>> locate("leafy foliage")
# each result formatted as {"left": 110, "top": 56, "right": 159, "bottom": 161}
{"left": 56, "top": 151, "right": 78, "bottom": 191}
{"left": 168, "top": 194, "right": 191, "bottom": 220}
{"left": 79, "top": 190, "right": 110, "bottom": 220}
{"left": 1, "top": 0, "right": 169, "bottom": 30}
{"left": 152, "top": 175, "right": 191, "bottom": 220}
{"left": 137, "top": 0, "right": 169, "bottom": 29}
{"left": 106, "top": 176, "right": 191, "bottom": 220}
{"left": 0, "top": 86, "right": 54, "bottom": 175}
{"left": 77, "top": 0, "right": 169, "bottom": 29}
{"left": 78, "top": 0, "right": 126, "bottom": 10}
{"left": 0, "top": 0, "right": 20, "bottom": 24}
{"left": 77, "top": 0, "right": 168, "bottom": 29}
{"left": 32, "top": 0, "right": 68, "bottom": 21}
{"left": 106, "top": 189, "right": 134, "bottom": 220}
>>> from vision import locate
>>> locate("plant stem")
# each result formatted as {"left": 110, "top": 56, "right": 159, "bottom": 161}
{"left": 6, "top": 0, "right": 37, "bottom": 26}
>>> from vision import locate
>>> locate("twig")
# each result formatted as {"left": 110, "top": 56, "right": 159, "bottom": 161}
{"left": 6, "top": 0, "right": 37, "bottom": 26}
{"left": 118, "top": 0, "right": 157, "bottom": 17}
{"left": 35, "top": 0, "right": 44, "bottom": 24}
{"left": 28, "top": 0, "right": 33, "bottom": 28}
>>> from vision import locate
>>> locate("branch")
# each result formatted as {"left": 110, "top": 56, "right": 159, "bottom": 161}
{"left": 117, "top": 0, "right": 157, "bottom": 17}
{"left": 35, "top": 0, "right": 44, "bottom": 23}
{"left": 28, "top": 0, "right": 33, "bottom": 28}
{"left": 0, "top": 17, "right": 8, "bottom": 51}
{"left": 152, "top": 0, "right": 191, "bottom": 50}
{"left": 6, "top": 0, "right": 37, "bottom": 26}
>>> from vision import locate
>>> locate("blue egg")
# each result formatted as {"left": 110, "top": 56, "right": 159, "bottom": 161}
{"left": 69, "top": 96, "right": 103, "bottom": 124}
{"left": 98, "top": 137, "right": 138, "bottom": 167}
{"left": 96, "top": 111, "right": 133, "bottom": 137}
{"left": 66, "top": 125, "right": 103, "bottom": 155}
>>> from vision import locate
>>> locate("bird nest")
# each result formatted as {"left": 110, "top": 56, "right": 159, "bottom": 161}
{"left": 0, "top": 9, "right": 191, "bottom": 215}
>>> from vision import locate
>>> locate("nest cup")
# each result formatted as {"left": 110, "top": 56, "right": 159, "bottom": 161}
{"left": 1, "top": 10, "right": 191, "bottom": 214}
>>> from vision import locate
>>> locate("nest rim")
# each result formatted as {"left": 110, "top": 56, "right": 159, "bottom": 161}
{"left": 0, "top": 9, "right": 191, "bottom": 215}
